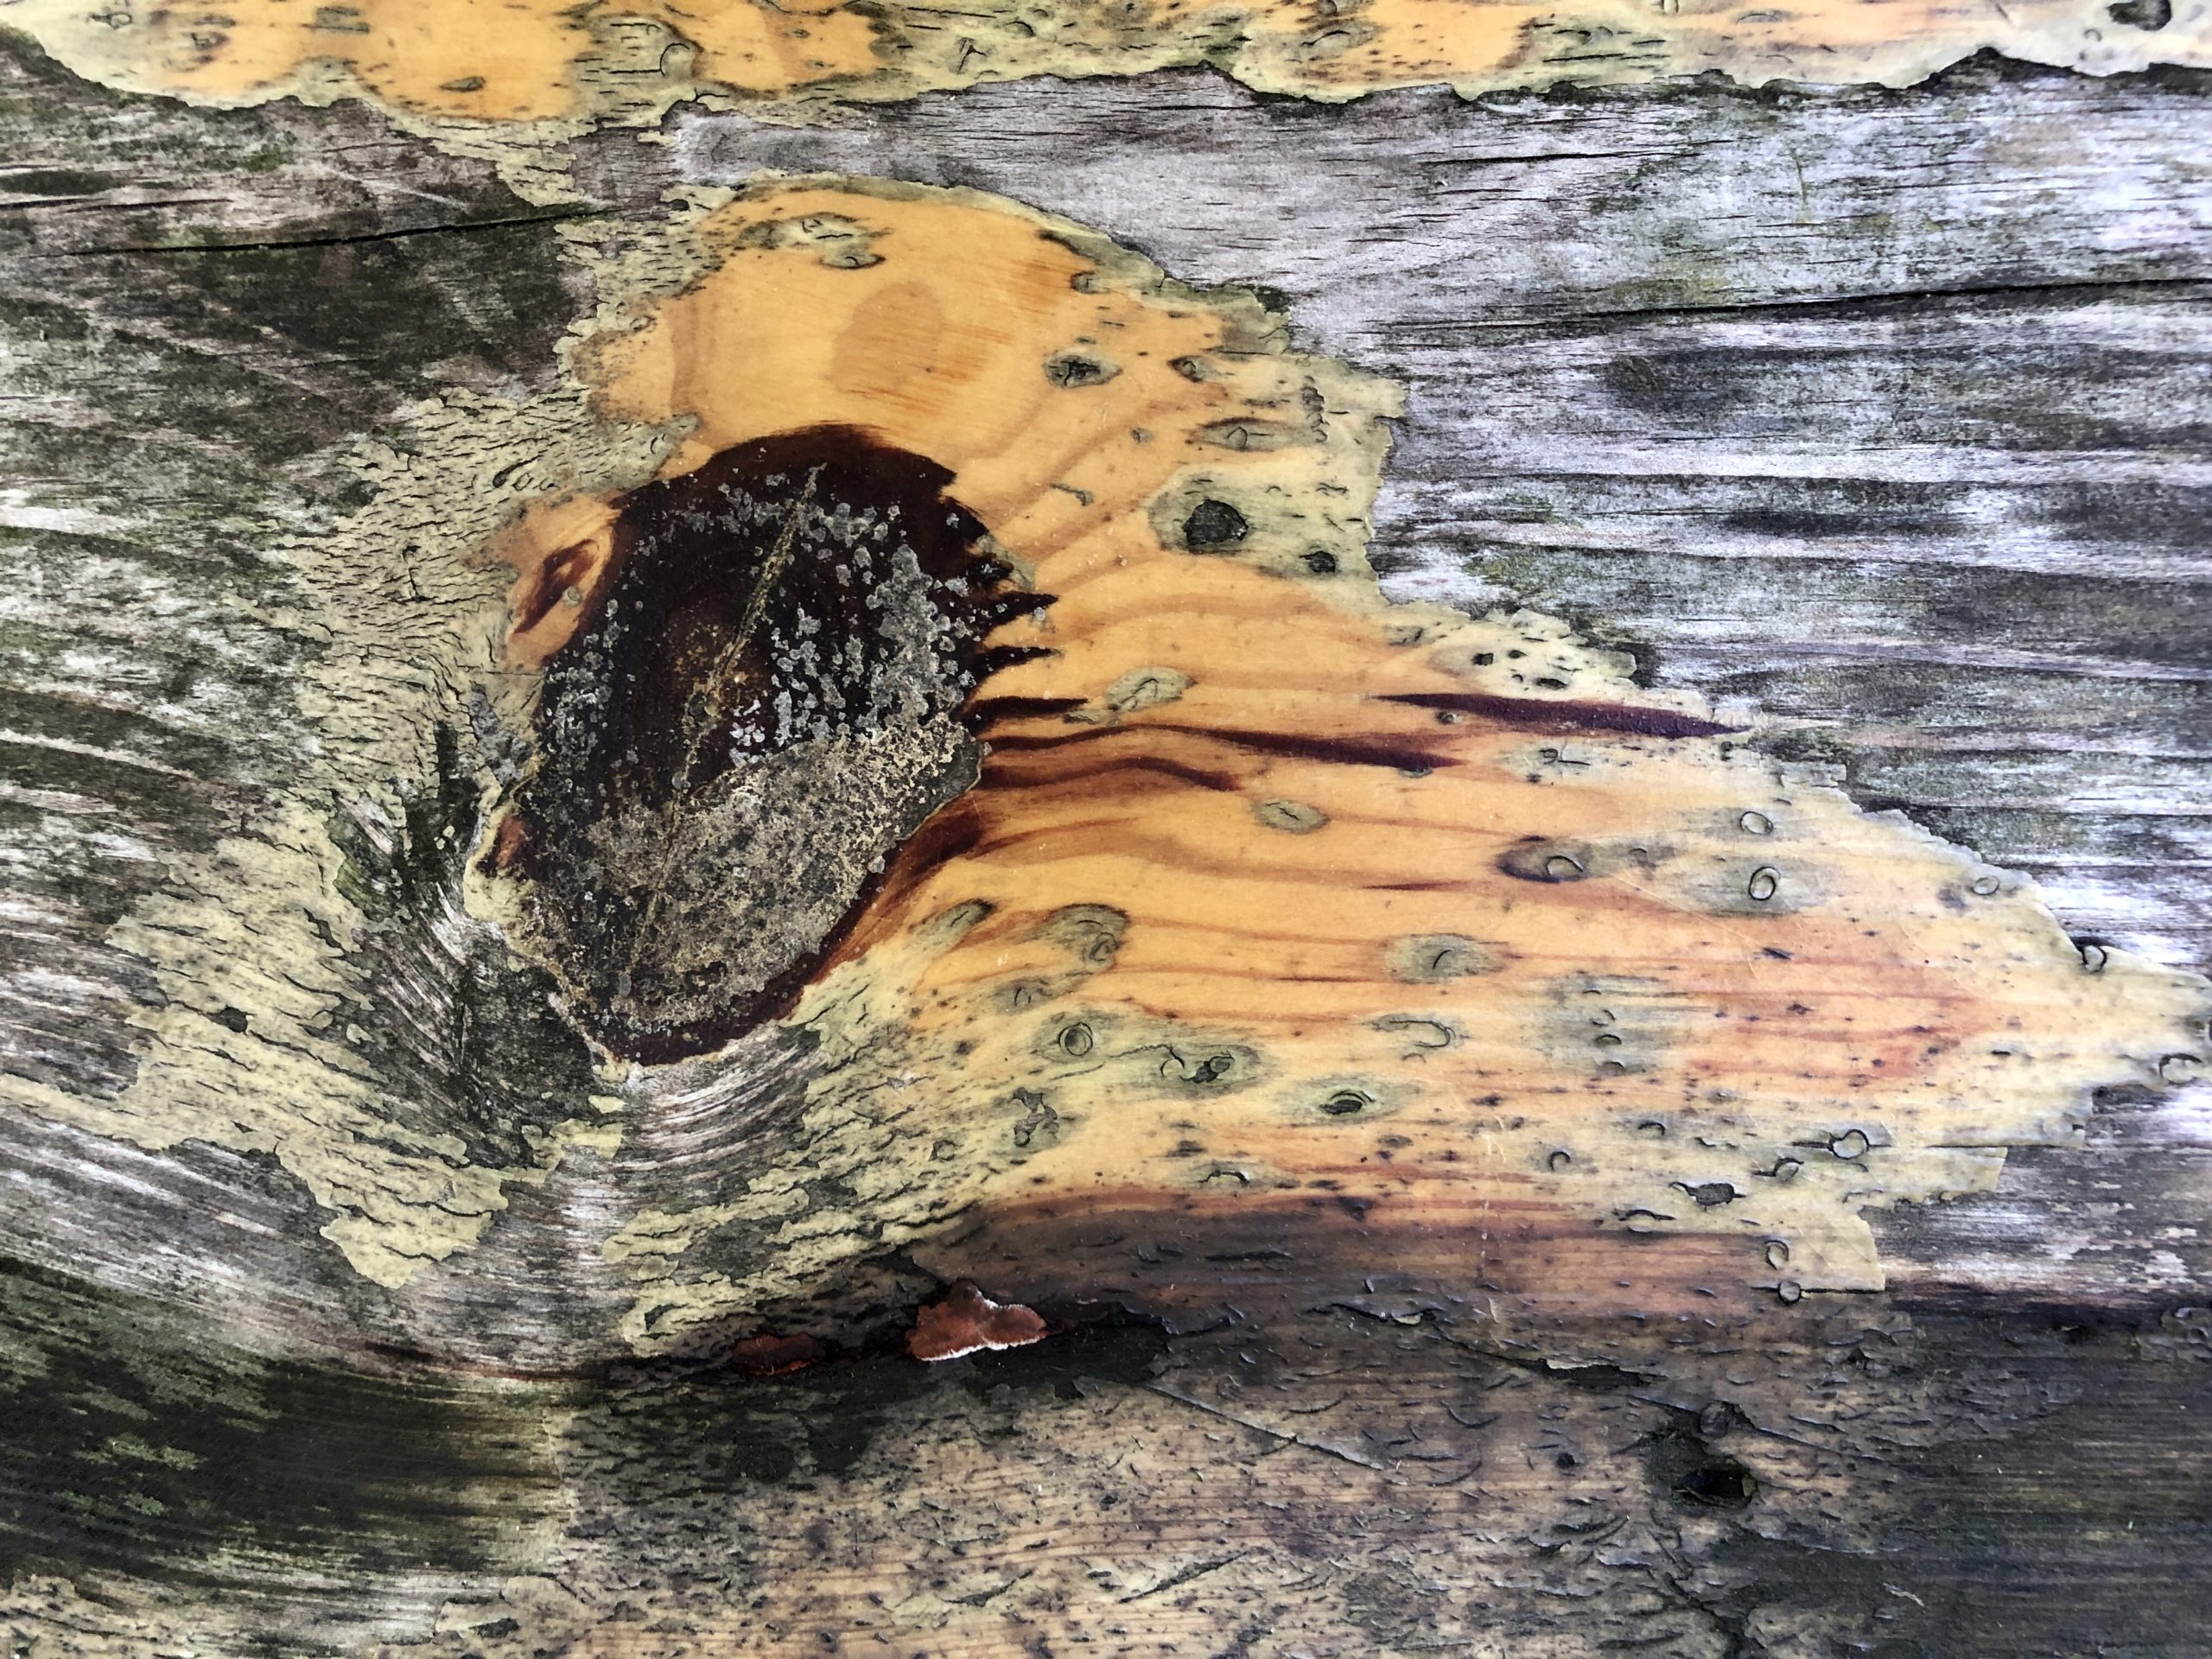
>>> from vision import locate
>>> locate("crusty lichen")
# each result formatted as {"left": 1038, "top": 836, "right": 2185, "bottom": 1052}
{"left": 0, "top": 281, "right": 671, "bottom": 1288}
{"left": 5, "top": 0, "right": 2205, "bottom": 158}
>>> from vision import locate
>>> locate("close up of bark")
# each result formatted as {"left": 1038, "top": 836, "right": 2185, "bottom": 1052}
{"left": 0, "top": 16, "right": 2207, "bottom": 1658}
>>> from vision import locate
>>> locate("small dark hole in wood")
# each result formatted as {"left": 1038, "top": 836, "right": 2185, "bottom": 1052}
{"left": 2107, "top": 0, "right": 2171, "bottom": 28}
{"left": 1182, "top": 499, "right": 1249, "bottom": 549}
{"left": 1672, "top": 1452, "right": 1757, "bottom": 1508}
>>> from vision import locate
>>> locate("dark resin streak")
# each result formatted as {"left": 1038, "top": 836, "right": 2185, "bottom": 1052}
{"left": 1376, "top": 691, "right": 1742, "bottom": 741}
{"left": 501, "top": 426, "right": 1041, "bottom": 1062}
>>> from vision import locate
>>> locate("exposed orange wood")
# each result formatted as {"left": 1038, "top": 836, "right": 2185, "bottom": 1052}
{"left": 9, "top": 0, "right": 2204, "bottom": 124}
{"left": 483, "top": 179, "right": 2207, "bottom": 1353}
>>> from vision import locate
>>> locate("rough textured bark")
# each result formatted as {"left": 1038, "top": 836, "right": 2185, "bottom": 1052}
{"left": 1, "top": 26, "right": 2209, "bottom": 1659}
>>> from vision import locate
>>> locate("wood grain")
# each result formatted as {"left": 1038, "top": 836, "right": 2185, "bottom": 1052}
{"left": 615, "top": 65, "right": 2212, "bottom": 1332}
{"left": 479, "top": 177, "right": 2206, "bottom": 1356}
{"left": 4, "top": 0, "right": 2205, "bottom": 130}
{"left": 627, "top": 57, "right": 2212, "bottom": 978}
{"left": 1, "top": 35, "right": 2209, "bottom": 1656}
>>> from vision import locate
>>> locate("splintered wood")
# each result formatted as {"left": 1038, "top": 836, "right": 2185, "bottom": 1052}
{"left": 7, "top": 0, "right": 2203, "bottom": 126}
{"left": 490, "top": 179, "right": 2206, "bottom": 1351}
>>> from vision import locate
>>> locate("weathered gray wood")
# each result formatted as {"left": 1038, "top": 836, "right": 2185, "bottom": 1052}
{"left": 0, "top": 31, "right": 2208, "bottom": 1658}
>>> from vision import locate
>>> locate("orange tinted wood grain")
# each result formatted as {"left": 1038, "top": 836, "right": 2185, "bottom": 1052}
{"left": 479, "top": 179, "right": 2207, "bottom": 1352}
{"left": 9, "top": 0, "right": 2204, "bottom": 125}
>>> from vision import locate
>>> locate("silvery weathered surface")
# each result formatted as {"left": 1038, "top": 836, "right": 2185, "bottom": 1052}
{"left": 1, "top": 32, "right": 2209, "bottom": 1656}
